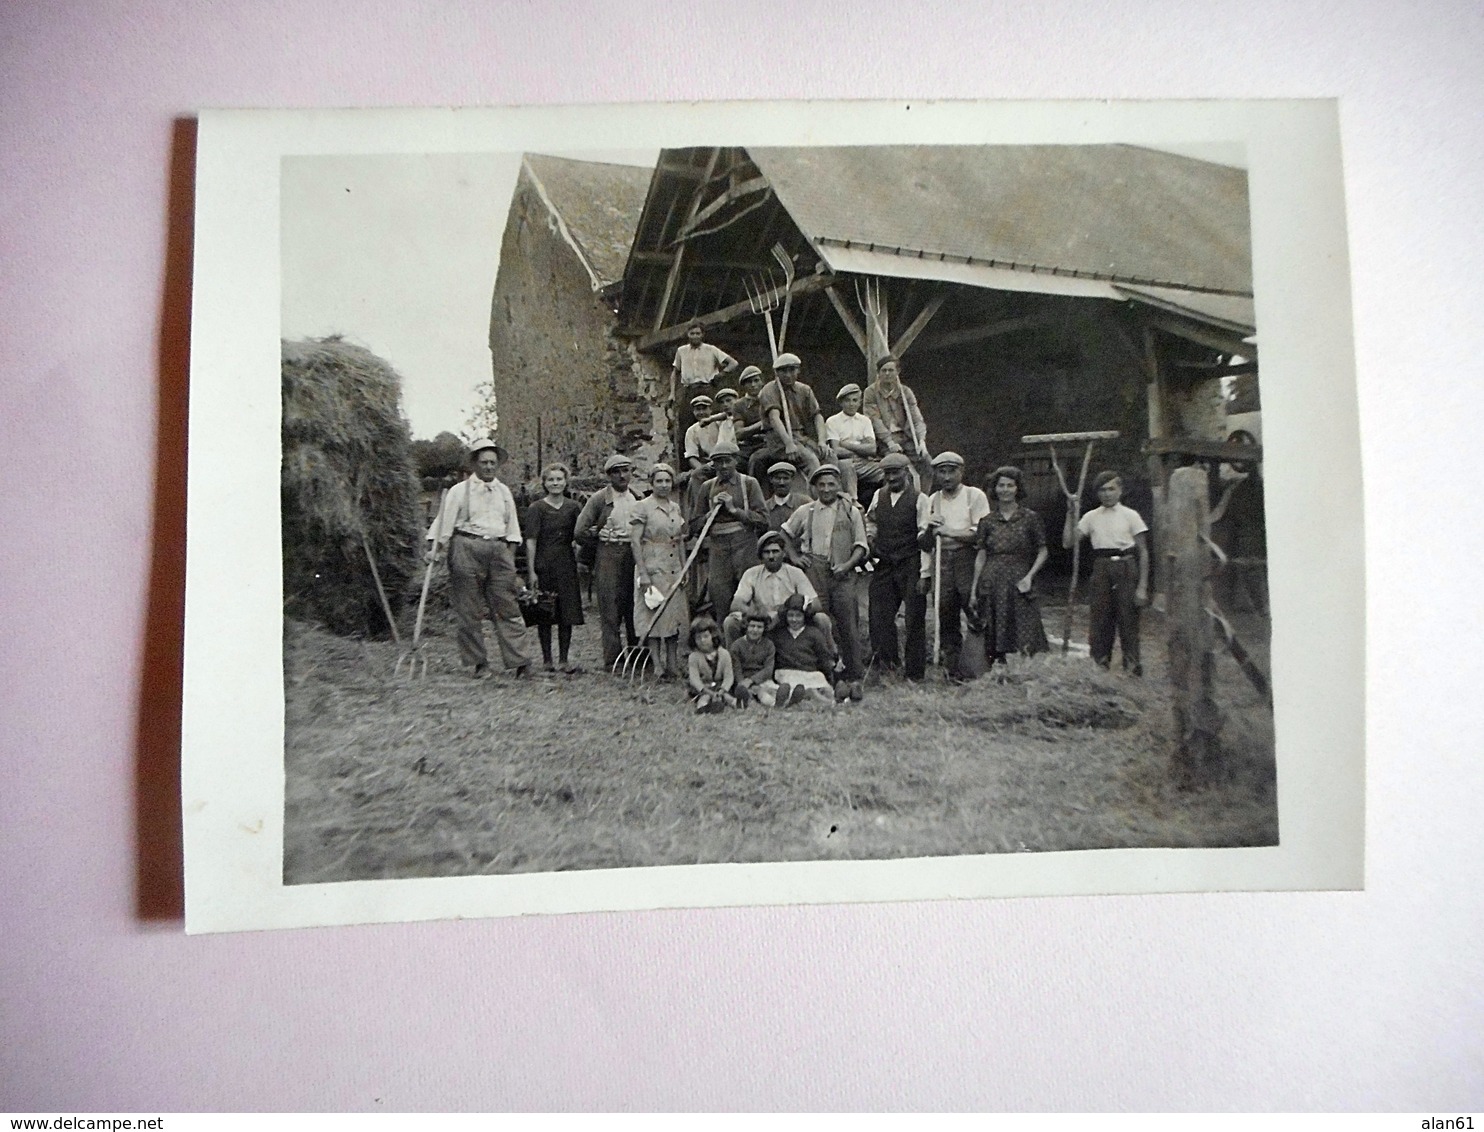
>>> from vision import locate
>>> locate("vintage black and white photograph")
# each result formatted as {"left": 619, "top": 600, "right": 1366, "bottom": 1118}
{"left": 278, "top": 136, "right": 1278, "bottom": 883}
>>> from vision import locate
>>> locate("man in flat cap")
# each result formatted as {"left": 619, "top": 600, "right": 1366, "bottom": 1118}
{"left": 724, "top": 531, "right": 831, "bottom": 650}
{"left": 731, "top": 366, "right": 770, "bottom": 473}
{"left": 682, "top": 394, "right": 721, "bottom": 478}
{"left": 862, "top": 355, "right": 932, "bottom": 487}
{"left": 781, "top": 463, "right": 869, "bottom": 699}
{"left": 425, "top": 438, "right": 533, "bottom": 679}
{"left": 574, "top": 453, "right": 645, "bottom": 669}
{"left": 921, "top": 451, "right": 991, "bottom": 679}
{"left": 864, "top": 451, "right": 932, "bottom": 681}
{"left": 825, "top": 382, "right": 885, "bottom": 503}
{"left": 685, "top": 439, "right": 768, "bottom": 620}
{"left": 755, "top": 353, "right": 827, "bottom": 481}
{"left": 671, "top": 321, "right": 737, "bottom": 439}
{"left": 763, "top": 460, "right": 812, "bottom": 533}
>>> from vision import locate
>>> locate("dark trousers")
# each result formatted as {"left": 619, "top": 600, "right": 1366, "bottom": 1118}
{"left": 448, "top": 535, "right": 531, "bottom": 670}
{"left": 707, "top": 527, "right": 760, "bottom": 622}
{"left": 868, "top": 556, "right": 927, "bottom": 680}
{"left": 594, "top": 542, "right": 637, "bottom": 668}
{"left": 1088, "top": 556, "right": 1141, "bottom": 671}
{"left": 934, "top": 544, "right": 977, "bottom": 675}
{"left": 803, "top": 557, "right": 864, "bottom": 681}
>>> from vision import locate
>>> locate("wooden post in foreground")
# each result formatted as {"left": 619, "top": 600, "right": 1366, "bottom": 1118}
{"left": 1166, "top": 466, "right": 1222, "bottom": 786}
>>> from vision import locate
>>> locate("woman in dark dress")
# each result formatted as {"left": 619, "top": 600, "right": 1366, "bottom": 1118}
{"left": 970, "top": 465, "right": 1050, "bottom": 673}
{"left": 523, "top": 463, "right": 585, "bottom": 672}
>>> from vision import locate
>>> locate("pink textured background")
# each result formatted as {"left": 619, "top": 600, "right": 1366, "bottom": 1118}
{"left": 3, "top": 0, "right": 1481, "bottom": 1110}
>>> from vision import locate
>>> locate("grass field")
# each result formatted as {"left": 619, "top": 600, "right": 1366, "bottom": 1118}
{"left": 282, "top": 596, "right": 1277, "bottom": 884}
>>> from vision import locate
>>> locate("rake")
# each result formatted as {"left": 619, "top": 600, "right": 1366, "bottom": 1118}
{"left": 611, "top": 502, "right": 724, "bottom": 682}
{"left": 395, "top": 488, "right": 446, "bottom": 678}
{"left": 1021, "top": 430, "right": 1120, "bottom": 654}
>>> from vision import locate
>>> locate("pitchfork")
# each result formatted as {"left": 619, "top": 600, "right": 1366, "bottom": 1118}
{"left": 854, "top": 276, "right": 890, "bottom": 359}
{"left": 612, "top": 502, "right": 723, "bottom": 682}
{"left": 396, "top": 488, "right": 447, "bottom": 678}
{"left": 1022, "top": 430, "right": 1120, "bottom": 653}
{"left": 743, "top": 268, "right": 782, "bottom": 363}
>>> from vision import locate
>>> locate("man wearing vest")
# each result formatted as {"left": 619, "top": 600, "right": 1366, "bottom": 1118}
{"left": 781, "top": 463, "right": 869, "bottom": 700}
{"left": 425, "top": 438, "right": 534, "bottom": 679}
{"left": 864, "top": 452, "right": 932, "bottom": 681}
{"left": 574, "top": 453, "right": 645, "bottom": 669}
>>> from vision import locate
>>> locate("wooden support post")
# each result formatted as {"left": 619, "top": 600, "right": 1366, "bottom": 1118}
{"left": 891, "top": 292, "right": 947, "bottom": 358}
{"left": 1144, "top": 325, "right": 1170, "bottom": 604}
{"left": 824, "top": 285, "right": 868, "bottom": 357}
{"left": 1167, "top": 466, "right": 1223, "bottom": 787}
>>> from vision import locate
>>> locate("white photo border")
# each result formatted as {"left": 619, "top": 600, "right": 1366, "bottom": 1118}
{"left": 183, "top": 100, "right": 1363, "bottom": 933}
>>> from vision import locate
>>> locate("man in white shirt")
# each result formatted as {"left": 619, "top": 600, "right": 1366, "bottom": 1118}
{"left": 1064, "top": 470, "right": 1149, "bottom": 675}
{"left": 922, "top": 451, "right": 991, "bottom": 679}
{"left": 426, "top": 438, "right": 533, "bottom": 679}
{"left": 725, "top": 531, "right": 829, "bottom": 647}
{"left": 825, "top": 382, "right": 885, "bottom": 503}
{"left": 574, "top": 454, "right": 646, "bottom": 669}
{"left": 671, "top": 322, "right": 738, "bottom": 438}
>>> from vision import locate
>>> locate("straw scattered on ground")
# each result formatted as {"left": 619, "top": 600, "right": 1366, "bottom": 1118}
{"left": 283, "top": 602, "right": 1277, "bottom": 883}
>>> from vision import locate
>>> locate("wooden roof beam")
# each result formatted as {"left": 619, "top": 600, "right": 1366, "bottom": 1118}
{"left": 891, "top": 291, "right": 948, "bottom": 357}
{"left": 916, "top": 315, "right": 1046, "bottom": 352}
{"left": 639, "top": 271, "right": 837, "bottom": 351}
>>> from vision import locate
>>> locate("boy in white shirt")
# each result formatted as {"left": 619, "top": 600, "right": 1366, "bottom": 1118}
{"left": 1064, "top": 470, "right": 1149, "bottom": 675}
{"left": 825, "top": 383, "right": 885, "bottom": 503}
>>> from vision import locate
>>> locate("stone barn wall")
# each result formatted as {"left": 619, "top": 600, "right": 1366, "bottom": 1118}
{"left": 488, "top": 174, "right": 652, "bottom": 486}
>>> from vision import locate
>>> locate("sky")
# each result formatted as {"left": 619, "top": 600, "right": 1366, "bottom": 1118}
{"left": 281, "top": 149, "right": 655, "bottom": 439}
{"left": 280, "top": 144, "right": 1243, "bottom": 441}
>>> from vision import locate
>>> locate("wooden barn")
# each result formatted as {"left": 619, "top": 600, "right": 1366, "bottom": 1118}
{"left": 487, "top": 153, "right": 655, "bottom": 484}
{"left": 613, "top": 144, "right": 1259, "bottom": 536}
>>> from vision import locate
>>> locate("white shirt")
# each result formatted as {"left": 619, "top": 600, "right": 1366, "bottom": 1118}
{"left": 429, "top": 476, "right": 522, "bottom": 544}
{"left": 928, "top": 485, "right": 990, "bottom": 541}
{"left": 1077, "top": 502, "right": 1148, "bottom": 550}
{"left": 684, "top": 420, "right": 720, "bottom": 460}
{"left": 602, "top": 487, "right": 640, "bottom": 542}
{"left": 731, "top": 562, "right": 818, "bottom": 617}
{"left": 825, "top": 410, "right": 876, "bottom": 454}
{"left": 672, "top": 342, "right": 735, "bottom": 386}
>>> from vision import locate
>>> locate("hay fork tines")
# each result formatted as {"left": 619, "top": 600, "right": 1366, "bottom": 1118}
{"left": 611, "top": 644, "right": 655, "bottom": 683}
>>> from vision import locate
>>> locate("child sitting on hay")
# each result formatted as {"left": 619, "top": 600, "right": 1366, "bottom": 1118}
{"left": 687, "top": 616, "right": 738, "bottom": 713}
{"left": 769, "top": 593, "right": 837, "bottom": 707}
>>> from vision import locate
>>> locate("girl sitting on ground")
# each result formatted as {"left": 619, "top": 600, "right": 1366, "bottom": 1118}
{"left": 769, "top": 593, "right": 838, "bottom": 707}
{"left": 730, "top": 611, "right": 779, "bottom": 707}
{"left": 687, "top": 616, "right": 738, "bottom": 713}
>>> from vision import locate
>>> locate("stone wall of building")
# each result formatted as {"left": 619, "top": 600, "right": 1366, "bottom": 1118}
{"left": 487, "top": 173, "right": 653, "bottom": 486}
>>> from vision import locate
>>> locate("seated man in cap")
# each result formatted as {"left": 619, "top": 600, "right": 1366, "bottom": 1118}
{"left": 763, "top": 460, "right": 813, "bottom": 533}
{"left": 724, "top": 531, "right": 834, "bottom": 654}
{"left": 709, "top": 386, "right": 741, "bottom": 450}
{"left": 862, "top": 355, "right": 932, "bottom": 487}
{"left": 730, "top": 366, "right": 769, "bottom": 471}
{"left": 755, "top": 353, "right": 827, "bottom": 482}
{"left": 825, "top": 382, "right": 886, "bottom": 504}
{"left": 921, "top": 451, "right": 991, "bottom": 679}
{"left": 780, "top": 463, "right": 869, "bottom": 700}
{"left": 574, "top": 454, "right": 646, "bottom": 669}
{"left": 682, "top": 394, "right": 721, "bottom": 478}
{"left": 864, "top": 451, "right": 933, "bottom": 681}
{"left": 425, "top": 438, "right": 534, "bottom": 679}
{"left": 689, "top": 440, "right": 767, "bottom": 620}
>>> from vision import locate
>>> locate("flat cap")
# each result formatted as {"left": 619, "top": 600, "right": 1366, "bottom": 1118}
{"left": 772, "top": 352, "right": 802, "bottom": 369}
{"left": 714, "top": 387, "right": 739, "bottom": 401}
{"left": 809, "top": 462, "right": 843, "bottom": 483}
{"left": 880, "top": 452, "right": 912, "bottom": 471}
{"left": 738, "top": 365, "right": 764, "bottom": 382}
{"left": 689, "top": 394, "right": 713, "bottom": 408}
{"left": 709, "top": 440, "right": 740, "bottom": 458}
{"left": 603, "top": 454, "right": 633, "bottom": 472}
{"left": 930, "top": 451, "right": 964, "bottom": 468}
{"left": 767, "top": 461, "right": 798, "bottom": 477}
{"left": 757, "top": 530, "right": 788, "bottom": 553}
{"left": 835, "top": 383, "right": 863, "bottom": 401}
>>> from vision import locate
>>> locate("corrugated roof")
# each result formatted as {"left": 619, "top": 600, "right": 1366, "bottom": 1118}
{"left": 749, "top": 145, "right": 1252, "bottom": 295}
{"left": 523, "top": 154, "right": 653, "bottom": 287}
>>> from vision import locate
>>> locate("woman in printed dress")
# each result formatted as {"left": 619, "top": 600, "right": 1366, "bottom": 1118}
{"left": 628, "top": 463, "right": 689, "bottom": 679}
{"left": 523, "top": 462, "right": 585, "bottom": 672}
{"left": 970, "top": 465, "right": 1050, "bottom": 673}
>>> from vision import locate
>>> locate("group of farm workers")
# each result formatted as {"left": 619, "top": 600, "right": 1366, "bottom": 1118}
{"left": 425, "top": 330, "right": 1151, "bottom": 712}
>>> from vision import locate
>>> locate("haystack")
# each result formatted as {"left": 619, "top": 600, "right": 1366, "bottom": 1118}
{"left": 282, "top": 337, "right": 422, "bottom": 637}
